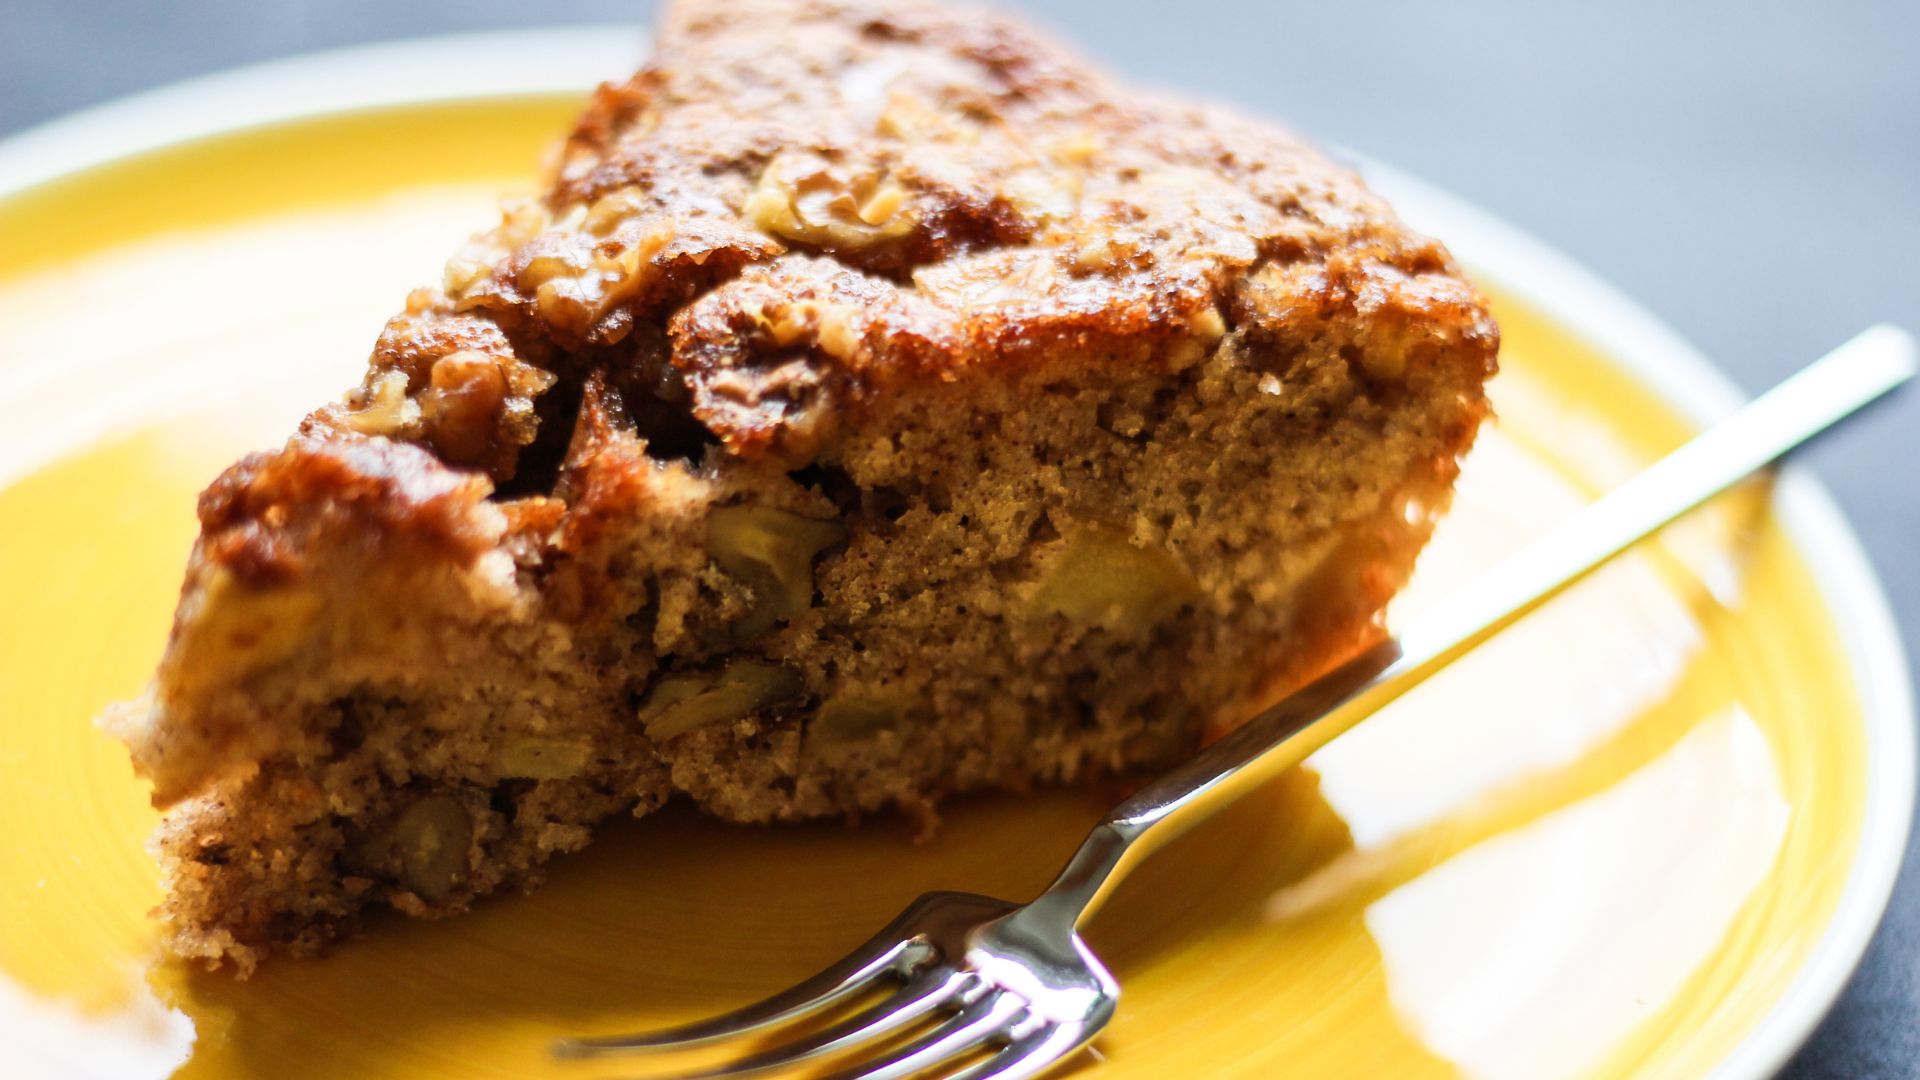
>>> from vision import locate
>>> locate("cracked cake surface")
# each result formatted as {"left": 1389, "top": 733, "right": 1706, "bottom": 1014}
{"left": 103, "top": 0, "right": 1497, "bottom": 972}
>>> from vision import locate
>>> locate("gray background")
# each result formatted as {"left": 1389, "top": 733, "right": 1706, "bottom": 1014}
{"left": 2, "top": 0, "right": 1914, "bottom": 1075}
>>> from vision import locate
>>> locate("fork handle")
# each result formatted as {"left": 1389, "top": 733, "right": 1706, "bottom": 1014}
{"left": 1026, "top": 324, "right": 1916, "bottom": 930}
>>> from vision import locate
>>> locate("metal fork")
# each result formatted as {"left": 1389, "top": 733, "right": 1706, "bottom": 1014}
{"left": 555, "top": 325, "right": 1915, "bottom": 1080}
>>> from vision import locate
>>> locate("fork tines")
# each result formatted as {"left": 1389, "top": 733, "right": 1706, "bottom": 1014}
{"left": 555, "top": 891, "right": 1109, "bottom": 1080}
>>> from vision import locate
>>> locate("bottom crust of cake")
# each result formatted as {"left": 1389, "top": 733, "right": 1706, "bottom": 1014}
{"left": 136, "top": 588, "right": 1388, "bottom": 975}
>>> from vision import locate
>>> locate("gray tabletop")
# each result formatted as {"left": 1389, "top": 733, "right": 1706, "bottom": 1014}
{"left": 3, "top": 1, "right": 1914, "bottom": 1076}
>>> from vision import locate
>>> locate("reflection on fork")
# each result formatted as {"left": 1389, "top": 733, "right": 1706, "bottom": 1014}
{"left": 558, "top": 890, "right": 1114, "bottom": 1079}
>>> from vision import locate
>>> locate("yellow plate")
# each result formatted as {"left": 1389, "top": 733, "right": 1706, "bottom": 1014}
{"left": 0, "top": 32, "right": 1911, "bottom": 1080}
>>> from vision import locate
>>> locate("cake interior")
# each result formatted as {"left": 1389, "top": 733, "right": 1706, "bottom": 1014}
{"left": 135, "top": 319, "right": 1478, "bottom": 967}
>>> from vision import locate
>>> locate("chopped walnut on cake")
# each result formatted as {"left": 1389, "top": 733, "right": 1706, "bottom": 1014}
{"left": 102, "top": 0, "right": 1496, "bottom": 973}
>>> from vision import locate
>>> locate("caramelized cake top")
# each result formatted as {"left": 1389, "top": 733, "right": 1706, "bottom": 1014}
{"left": 314, "top": 0, "right": 1495, "bottom": 478}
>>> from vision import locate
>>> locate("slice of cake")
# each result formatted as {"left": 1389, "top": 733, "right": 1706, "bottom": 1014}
{"left": 105, "top": 0, "right": 1496, "bottom": 972}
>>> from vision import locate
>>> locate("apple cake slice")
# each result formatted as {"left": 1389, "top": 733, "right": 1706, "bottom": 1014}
{"left": 105, "top": 0, "right": 1496, "bottom": 972}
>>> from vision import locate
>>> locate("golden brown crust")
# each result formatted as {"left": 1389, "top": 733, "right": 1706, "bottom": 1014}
{"left": 311, "top": 0, "right": 1492, "bottom": 488}
{"left": 194, "top": 435, "right": 501, "bottom": 587}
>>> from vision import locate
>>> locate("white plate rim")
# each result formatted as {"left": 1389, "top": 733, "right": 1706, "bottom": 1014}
{"left": 0, "top": 28, "right": 1909, "bottom": 1080}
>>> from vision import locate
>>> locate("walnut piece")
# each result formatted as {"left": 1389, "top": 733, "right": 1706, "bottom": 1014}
{"left": 420, "top": 350, "right": 509, "bottom": 465}
{"left": 707, "top": 505, "right": 847, "bottom": 639}
{"left": 637, "top": 659, "right": 804, "bottom": 741}
{"left": 393, "top": 796, "right": 471, "bottom": 902}
{"left": 743, "top": 154, "right": 915, "bottom": 250}
{"left": 336, "top": 370, "right": 421, "bottom": 438}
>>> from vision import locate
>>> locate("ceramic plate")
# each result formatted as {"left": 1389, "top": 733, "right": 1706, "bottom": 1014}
{"left": 0, "top": 29, "right": 1910, "bottom": 1080}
